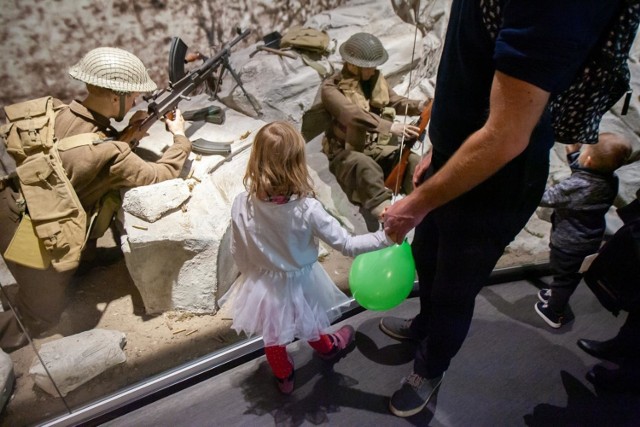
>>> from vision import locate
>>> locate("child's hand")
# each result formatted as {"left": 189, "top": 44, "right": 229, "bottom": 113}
{"left": 380, "top": 205, "right": 390, "bottom": 222}
{"left": 565, "top": 143, "right": 582, "bottom": 155}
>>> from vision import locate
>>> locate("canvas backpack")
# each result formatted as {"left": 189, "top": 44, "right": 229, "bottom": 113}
{"left": 280, "top": 26, "right": 336, "bottom": 78}
{"left": 300, "top": 86, "right": 332, "bottom": 143}
{"left": 0, "top": 96, "right": 99, "bottom": 272}
{"left": 280, "top": 26, "right": 333, "bottom": 55}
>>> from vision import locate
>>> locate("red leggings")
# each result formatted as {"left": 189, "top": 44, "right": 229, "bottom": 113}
{"left": 264, "top": 334, "right": 333, "bottom": 379}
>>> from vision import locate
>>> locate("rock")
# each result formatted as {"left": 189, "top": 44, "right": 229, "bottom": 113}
{"left": 29, "top": 329, "right": 127, "bottom": 397}
{"left": 122, "top": 179, "right": 192, "bottom": 223}
{"left": 0, "top": 350, "right": 14, "bottom": 413}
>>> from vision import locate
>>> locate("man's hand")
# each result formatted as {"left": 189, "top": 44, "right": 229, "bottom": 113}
{"left": 382, "top": 195, "right": 429, "bottom": 244}
{"left": 390, "top": 122, "right": 420, "bottom": 140}
{"left": 164, "top": 109, "right": 186, "bottom": 136}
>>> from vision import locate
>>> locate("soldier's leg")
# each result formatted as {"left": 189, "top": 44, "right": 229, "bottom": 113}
{"left": 12, "top": 264, "right": 73, "bottom": 331}
{"left": 328, "top": 149, "right": 391, "bottom": 212}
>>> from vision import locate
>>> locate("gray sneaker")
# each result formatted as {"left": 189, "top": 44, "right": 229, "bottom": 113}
{"left": 379, "top": 317, "right": 418, "bottom": 341}
{"left": 389, "top": 372, "right": 445, "bottom": 417}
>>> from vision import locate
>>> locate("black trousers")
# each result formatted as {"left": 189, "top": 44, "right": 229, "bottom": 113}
{"left": 409, "top": 139, "right": 551, "bottom": 378}
{"left": 547, "top": 244, "right": 597, "bottom": 313}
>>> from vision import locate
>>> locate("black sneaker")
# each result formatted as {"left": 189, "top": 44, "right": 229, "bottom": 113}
{"left": 389, "top": 372, "right": 445, "bottom": 417}
{"left": 538, "top": 289, "right": 552, "bottom": 303}
{"left": 534, "top": 301, "right": 566, "bottom": 329}
{"left": 379, "top": 317, "right": 418, "bottom": 341}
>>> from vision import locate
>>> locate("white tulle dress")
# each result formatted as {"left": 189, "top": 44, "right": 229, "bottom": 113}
{"left": 224, "top": 192, "right": 391, "bottom": 346}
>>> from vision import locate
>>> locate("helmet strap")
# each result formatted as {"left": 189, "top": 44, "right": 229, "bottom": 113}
{"left": 115, "top": 94, "right": 127, "bottom": 122}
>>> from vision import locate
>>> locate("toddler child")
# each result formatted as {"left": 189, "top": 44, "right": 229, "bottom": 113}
{"left": 535, "top": 132, "right": 632, "bottom": 328}
{"left": 225, "top": 121, "right": 393, "bottom": 393}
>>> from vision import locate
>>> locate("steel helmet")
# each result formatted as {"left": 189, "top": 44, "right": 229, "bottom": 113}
{"left": 339, "top": 33, "right": 389, "bottom": 68}
{"left": 68, "top": 47, "right": 157, "bottom": 93}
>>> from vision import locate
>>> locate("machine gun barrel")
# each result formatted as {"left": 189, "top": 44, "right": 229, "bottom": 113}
{"left": 121, "top": 28, "right": 252, "bottom": 146}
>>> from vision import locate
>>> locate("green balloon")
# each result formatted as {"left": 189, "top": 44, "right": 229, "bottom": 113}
{"left": 349, "top": 241, "right": 416, "bottom": 311}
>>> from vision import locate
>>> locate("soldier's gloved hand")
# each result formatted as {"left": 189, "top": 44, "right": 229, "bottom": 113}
{"left": 165, "top": 109, "right": 186, "bottom": 137}
{"left": 390, "top": 122, "right": 420, "bottom": 140}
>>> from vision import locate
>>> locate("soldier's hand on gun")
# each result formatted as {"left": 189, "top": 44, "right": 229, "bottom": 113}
{"left": 390, "top": 123, "right": 420, "bottom": 140}
{"left": 164, "top": 109, "right": 186, "bottom": 137}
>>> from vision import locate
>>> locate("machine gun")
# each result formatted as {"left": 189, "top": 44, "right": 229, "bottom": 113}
{"left": 120, "top": 28, "right": 259, "bottom": 146}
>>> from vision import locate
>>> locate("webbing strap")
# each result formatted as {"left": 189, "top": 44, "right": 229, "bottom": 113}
{"left": 300, "top": 53, "right": 333, "bottom": 79}
{"left": 56, "top": 133, "right": 101, "bottom": 151}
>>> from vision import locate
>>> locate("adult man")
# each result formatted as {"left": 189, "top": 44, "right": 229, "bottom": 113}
{"left": 579, "top": 188, "right": 640, "bottom": 392}
{"left": 380, "top": 0, "right": 627, "bottom": 418}
{"left": 0, "top": 47, "right": 192, "bottom": 351}
{"left": 321, "top": 32, "right": 425, "bottom": 231}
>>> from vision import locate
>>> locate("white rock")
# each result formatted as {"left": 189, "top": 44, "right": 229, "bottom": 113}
{"left": 29, "top": 329, "right": 126, "bottom": 397}
{"left": 122, "top": 179, "right": 192, "bottom": 223}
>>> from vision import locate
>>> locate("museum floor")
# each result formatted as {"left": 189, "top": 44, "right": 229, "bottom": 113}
{"left": 88, "top": 275, "right": 640, "bottom": 427}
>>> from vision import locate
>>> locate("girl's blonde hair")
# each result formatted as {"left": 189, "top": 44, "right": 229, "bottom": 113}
{"left": 244, "top": 121, "right": 315, "bottom": 199}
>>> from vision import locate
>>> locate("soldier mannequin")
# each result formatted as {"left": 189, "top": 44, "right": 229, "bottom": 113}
{"left": 0, "top": 47, "right": 192, "bottom": 351}
{"left": 321, "top": 33, "right": 427, "bottom": 231}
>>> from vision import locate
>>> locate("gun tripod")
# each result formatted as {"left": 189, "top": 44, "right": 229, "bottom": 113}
{"left": 211, "top": 54, "right": 261, "bottom": 117}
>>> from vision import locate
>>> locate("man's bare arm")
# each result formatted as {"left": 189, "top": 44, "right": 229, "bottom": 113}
{"left": 384, "top": 71, "right": 551, "bottom": 243}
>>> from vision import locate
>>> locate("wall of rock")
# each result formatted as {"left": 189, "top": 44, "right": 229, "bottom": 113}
{"left": 0, "top": 0, "right": 349, "bottom": 116}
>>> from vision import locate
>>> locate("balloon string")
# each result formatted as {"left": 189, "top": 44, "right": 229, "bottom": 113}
{"left": 393, "top": 0, "right": 422, "bottom": 199}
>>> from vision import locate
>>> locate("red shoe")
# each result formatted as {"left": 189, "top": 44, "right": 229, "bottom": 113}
{"left": 318, "top": 325, "right": 355, "bottom": 361}
{"left": 276, "top": 357, "right": 295, "bottom": 395}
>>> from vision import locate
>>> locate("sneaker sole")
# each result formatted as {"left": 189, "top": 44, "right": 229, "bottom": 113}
{"left": 389, "top": 374, "right": 444, "bottom": 417}
{"left": 379, "top": 319, "right": 416, "bottom": 341}
{"left": 534, "top": 302, "right": 561, "bottom": 329}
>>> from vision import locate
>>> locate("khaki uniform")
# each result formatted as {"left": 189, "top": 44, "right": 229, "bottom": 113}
{"left": 0, "top": 100, "right": 191, "bottom": 351}
{"left": 320, "top": 67, "right": 422, "bottom": 219}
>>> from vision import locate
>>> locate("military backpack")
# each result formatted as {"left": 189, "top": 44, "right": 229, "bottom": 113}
{"left": 0, "top": 96, "right": 100, "bottom": 272}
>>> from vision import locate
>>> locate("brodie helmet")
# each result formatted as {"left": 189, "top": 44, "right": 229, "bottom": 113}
{"left": 339, "top": 33, "right": 389, "bottom": 68}
{"left": 69, "top": 47, "right": 157, "bottom": 94}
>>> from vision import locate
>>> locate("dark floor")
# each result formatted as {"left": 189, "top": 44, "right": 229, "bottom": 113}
{"left": 102, "top": 278, "right": 640, "bottom": 426}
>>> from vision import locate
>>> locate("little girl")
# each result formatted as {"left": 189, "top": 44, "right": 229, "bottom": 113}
{"left": 226, "top": 121, "right": 392, "bottom": 394}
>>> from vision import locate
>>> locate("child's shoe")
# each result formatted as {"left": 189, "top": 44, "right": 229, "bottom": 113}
{"left": 276, "top": 355, "right": 296, "bottom": 394}
{"left": 318, "top": 325, "right": 355, "bottom": 361}
{"left": 275, "top": 356, "right": 295, "bottom": 395}
{"left": 535, "top": 301, "right": 568, "bottom": 329}
{"left": 277, "top": 370, "right": 295, "bottom": 395}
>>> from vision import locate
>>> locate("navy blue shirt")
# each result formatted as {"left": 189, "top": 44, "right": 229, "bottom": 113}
{"left": 429, "top": 0, "right": 622, "bottom": 161}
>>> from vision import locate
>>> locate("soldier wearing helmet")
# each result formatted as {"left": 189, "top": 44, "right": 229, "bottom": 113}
{"left": 321, "top": 32, "right": 429, "bottom": 231}
{"left": 0, "top": 47, "right": 192, "bottom": 352}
